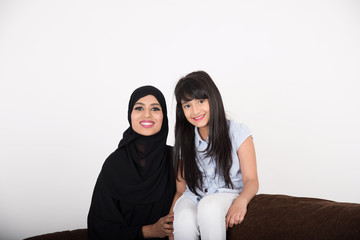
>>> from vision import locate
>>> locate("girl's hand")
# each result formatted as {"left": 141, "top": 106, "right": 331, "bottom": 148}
{"left": 225, "top": 197, "right": 248, "bottom": 229}
{"left": 150, "top": 214, "right": 174, "bottom": 238}
{"left": 225, "top": 135, "right": 259, "bottom": 229}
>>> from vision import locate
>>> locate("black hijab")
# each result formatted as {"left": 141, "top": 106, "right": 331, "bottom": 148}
{"left": 101, "top": 85, "right": 170, "bottom": 204}
{"left": 88, "top": 85, "right": 175, "bottom": 240}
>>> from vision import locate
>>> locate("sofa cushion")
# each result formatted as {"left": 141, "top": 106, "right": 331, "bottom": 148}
{"left": 24, "top": 229, "right": 87, "bottom": 240}
{"left": 24, "top": 194, "right": 360, "bottom": 240}
{"left": 227, "top": 194, "right": 360, "bottom": 240}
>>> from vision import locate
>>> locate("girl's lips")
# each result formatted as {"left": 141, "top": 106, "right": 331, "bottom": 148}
{"left": 193, "top": 114, "right": 205, "bottom": 121}
{"left": 140, "top": 120, "right": 155, "bottom": 128}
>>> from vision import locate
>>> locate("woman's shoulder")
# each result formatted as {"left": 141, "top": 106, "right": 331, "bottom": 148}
{"left": 166, "top": 145, "right": 174, "bottom": 159}
{"left": 100, "top": 148, "right": 125, "bottom": 173}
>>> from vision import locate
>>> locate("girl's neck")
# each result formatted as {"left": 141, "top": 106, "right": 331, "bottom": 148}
{"left": 198, "top": 126, "right": 209, "bottom": 141}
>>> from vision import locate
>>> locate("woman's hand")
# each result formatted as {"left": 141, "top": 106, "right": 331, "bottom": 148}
{"left": 225, "top": 196, "right": 248, "bottom": 229}
{"left": 153, "top": 214, "right": 174, "bottom": 238}
{"left": 142, "top": 214, "right": 174, "bottom": 238}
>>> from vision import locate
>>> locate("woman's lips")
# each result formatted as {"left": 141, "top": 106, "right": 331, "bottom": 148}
{"left": 140, "top": 120, "right": 155, "bottom": 128}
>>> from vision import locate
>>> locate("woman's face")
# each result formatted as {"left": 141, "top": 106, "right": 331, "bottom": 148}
{"left": 181, "top": 98, "right": 210, "bottom": 129}
{"left": 131, "top": 95, "right": 163, "bottom": 136}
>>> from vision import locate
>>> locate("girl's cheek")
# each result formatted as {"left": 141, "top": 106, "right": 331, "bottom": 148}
{"left": 184, "top": 115, "right": 192, "bottom": 123}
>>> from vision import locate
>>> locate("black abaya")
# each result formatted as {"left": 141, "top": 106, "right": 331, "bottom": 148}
{"left": 88, "top": 86, "right": 175, "bottom": 240}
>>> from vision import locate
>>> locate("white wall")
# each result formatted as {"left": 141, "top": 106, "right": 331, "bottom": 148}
{"left": 1, "top": 0, "right": 359, "bottom": 239}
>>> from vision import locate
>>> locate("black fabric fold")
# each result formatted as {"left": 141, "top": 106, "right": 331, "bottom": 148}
{"left": 88, "top": 86, "right": 175, "bottom": 240}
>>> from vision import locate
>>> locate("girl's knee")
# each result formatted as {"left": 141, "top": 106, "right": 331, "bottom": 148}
{"left": 173, "top": 197, "right": 197, "bottom": 224}
{"left": 198, "top": 195, "right": 223, "bottom": 214}
{"left": 197, "top": 195, "right": 228, "bottom": 225}
{"left": 175, "top": 206, "right": 197, "bottom": 222}
{"left": 173, "top": 198, "right": 199, "bottom": 239}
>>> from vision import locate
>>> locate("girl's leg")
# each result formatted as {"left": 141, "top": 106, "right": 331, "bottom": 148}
{"left": 173, "top": 195, "right": 199, "bottom": 240}
{"left": 197, "top": 193, "right": 238, "bottom": 240}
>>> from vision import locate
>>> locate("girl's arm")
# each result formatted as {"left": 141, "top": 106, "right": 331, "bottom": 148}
{"left": 166, "top": 168, "right": 187, "bottom": 240}
{"left": 169, "top": 168, "right": 187, "bottom": 214}
{"left": 226, "top": 136, "right": 259, "bottom": 229}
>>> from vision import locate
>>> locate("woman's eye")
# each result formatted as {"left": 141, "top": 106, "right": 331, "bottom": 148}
{"left": 183, "top": 104, "right": 190, "bottom": 109}
{"left": 151, "top": 107, "right": 161, "bottom": 111}
{"left": 199, "top": 99, "right": 204, "bottom": 104}
{"left": 134, "top": 107, "right": 143, "bottom": 111}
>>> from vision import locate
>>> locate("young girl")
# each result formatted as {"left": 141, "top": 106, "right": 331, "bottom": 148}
{"left": 171, "top": 71, "right": 259, "bottom": 240}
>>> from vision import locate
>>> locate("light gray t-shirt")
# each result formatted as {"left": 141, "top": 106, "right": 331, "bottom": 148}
{"left": 182, "top": 120, "right": 252, "bottom": 205}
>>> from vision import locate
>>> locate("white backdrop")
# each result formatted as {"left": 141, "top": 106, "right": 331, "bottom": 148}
{"left": 1, "top": 0, "right": 359, "bottom": 239}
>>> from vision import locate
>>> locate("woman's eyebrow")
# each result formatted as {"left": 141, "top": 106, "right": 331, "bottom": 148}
{"left": 134, "top": 102, "right": 145, "bottom": 106}
{"left": 134, "top": 102, "right": 161, "bottom": 106}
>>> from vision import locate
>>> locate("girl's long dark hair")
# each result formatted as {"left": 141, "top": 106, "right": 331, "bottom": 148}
{"left": 174, "top": 71, "right": 233, "bottom": 196}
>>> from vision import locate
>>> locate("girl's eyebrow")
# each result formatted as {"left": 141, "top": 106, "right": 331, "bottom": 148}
{"left": 181, "top": 100, "right": 190, "bottom": 104}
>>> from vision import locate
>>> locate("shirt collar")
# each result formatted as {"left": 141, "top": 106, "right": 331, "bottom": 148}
{"left": 194, "top": 127, "right": 208, "bottom": 147}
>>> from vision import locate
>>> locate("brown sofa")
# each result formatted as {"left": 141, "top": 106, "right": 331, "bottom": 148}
{"left": 24, "top": 194, "right": 360, "bottom": 240}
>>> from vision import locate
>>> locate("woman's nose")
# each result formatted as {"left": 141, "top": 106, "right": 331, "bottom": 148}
{"left": 143, "top": 108, "right": 151, "bottom": 117}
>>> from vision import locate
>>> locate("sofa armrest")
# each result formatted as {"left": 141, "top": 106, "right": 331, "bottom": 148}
{"left": 227, "top": 194, "right": 360, "bottom": 240}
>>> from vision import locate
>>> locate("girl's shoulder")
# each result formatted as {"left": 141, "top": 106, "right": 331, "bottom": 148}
{"left": 228, "top": 120, "right": 251, "bottom": 133}
{"left": 227, "top": 120, "right": 252, "bottom": 149}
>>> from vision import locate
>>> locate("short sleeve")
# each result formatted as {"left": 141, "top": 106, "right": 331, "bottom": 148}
{"left": 229, "top": 121, "right": 252, "bottom": 151}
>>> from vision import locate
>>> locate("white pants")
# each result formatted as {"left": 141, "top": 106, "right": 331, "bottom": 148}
{"left": 173, "top": 193, "right": 238, "bottom": 240}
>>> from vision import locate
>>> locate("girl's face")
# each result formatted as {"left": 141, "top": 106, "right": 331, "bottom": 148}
{"left": 181, "top": 98, "right": 210, "bottom": 129}
{"left": 131, "top": 95, "right": 163, "bottom": 136}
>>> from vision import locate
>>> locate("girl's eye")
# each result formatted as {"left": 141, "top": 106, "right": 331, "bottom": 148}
{"left": 134, "top": 106, "right": 143, "bottom": 111}
{"left": 199, "top": 99, "right": 204, "bottom": 104}
{"left": 151, "top": 107, "right": 161, "bottom": 111}
{"left": 183, "top": 104, "right": 190, "bottom": 109}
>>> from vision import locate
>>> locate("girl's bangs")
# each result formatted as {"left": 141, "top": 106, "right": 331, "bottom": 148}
{"left": 177, "top": 80, "right": 208, "bottom": 102}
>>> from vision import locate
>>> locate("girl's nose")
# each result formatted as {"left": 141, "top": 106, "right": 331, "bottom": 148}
{"left": 192, "top": 104, "right": 199, "bottom": 115}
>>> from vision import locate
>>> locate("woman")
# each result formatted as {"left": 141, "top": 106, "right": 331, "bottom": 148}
{"left": 172, "top": 71, "right": 259, "bottom": 240}
{"left": 88, "top": 85, "right": 176, "bottom": 240}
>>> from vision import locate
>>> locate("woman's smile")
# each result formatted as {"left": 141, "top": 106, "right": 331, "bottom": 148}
{"left": 131, "top": 95, "right": 163, "bottom": 136}
{"left": 140, "top": 120, "right": 155, "bottom": 128}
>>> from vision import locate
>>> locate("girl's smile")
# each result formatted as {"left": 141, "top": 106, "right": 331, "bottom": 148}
{"left": 193, "top": 114, "right": 206, "bottom": 121}
{"left": 181, "top": 98, "right": 210, "bottom": 139}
